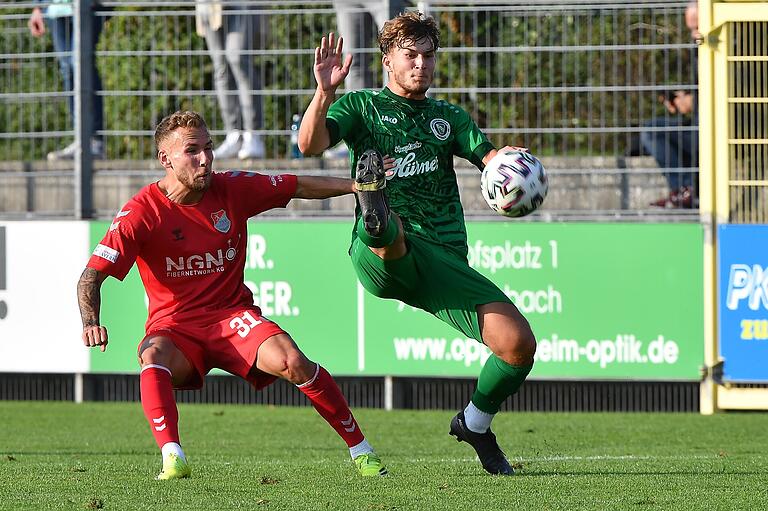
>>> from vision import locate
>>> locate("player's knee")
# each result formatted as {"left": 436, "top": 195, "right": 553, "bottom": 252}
{"left": 517, "top": 328, "right": 537, "bottom": 360}
{"left": 139, "top": 346, "right": 169, "bottom": 367}
{"left": 138, "top": 338, "right": 175, "bottom": 367}
{"left": 279, "top": 351, "right": 314, "bottom": 385}
{"left": 488, "top": 326, "right": 537, "bottom": 365}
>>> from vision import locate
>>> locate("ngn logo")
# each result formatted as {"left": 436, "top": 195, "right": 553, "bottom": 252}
{"left": 166, "top": 248, "right": 235, "bottom": 272}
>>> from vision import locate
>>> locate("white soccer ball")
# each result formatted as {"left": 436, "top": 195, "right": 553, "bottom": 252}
{"left": 480, "top": 149, "right": 548, "bottom": 218}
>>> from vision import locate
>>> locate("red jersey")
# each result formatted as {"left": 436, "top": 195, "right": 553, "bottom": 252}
{"left": 87, "top": 171, "right": 298, "bottom": 332}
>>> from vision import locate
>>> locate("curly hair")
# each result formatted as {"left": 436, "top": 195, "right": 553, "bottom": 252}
{"left": 378, "top": 11, "right": 440, "bottom": 55}
{"left": 154, "top": 110, "right": 208, "bottom": 149}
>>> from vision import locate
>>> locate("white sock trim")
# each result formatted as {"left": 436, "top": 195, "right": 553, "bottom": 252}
{"left": 464, "top": 401, "right": 495, "bottom": 434}
{"left": 349, "top": 439, "right": 373, "bottom": 459}
{"left": 141, "top": 364, "right": 172, "bottom": 376}
{"left": 161, "top": 442, "right": 186, "bottom": 461}
{"left": 295, "top": 363, "right": 320, "bottom": 388}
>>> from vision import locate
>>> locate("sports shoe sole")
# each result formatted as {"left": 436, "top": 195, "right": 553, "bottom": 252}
{"left": 355, "top": 149, "right": 390, "bottom": 237}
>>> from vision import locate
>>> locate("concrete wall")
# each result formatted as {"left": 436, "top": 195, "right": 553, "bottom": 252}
{"left": 0, "top": 156, "right": 676, "bottom": 220}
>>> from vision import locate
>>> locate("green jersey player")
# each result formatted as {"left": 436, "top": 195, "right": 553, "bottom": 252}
{"left": 298, "top": 12, "right": 536, "bottom": 476}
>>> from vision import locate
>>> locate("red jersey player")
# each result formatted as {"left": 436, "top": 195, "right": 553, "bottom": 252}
{"left": 76, "top": 110, "right": 387, "bottom": 479}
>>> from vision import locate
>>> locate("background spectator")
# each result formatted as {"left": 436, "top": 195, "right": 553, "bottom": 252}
{"left": 325, "top": 1, "right": 406, "bottom": 158}
{"left": 643, "top": 1, "right": 700, "bottom": 209}
{"left": 196, "top": 1, "right": 265, "bottom": 159}
{"left": 28, "top": 0, "right": 105, "bottom": 160}
{"left": 332, "top": 0, "right": 407, "bottom": 91}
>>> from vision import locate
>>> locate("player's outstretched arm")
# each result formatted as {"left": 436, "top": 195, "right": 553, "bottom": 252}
{"left": 293, "top": 176, "right": 356, "bottom": 199}
{"left": 76, "top": 267, "right": 109, "bottom": 352}
{"left": 293, "top": 156, "right": 394, "bottom": 198}
{"left": 298, "top": 32, "right": 351, "bottom": 156}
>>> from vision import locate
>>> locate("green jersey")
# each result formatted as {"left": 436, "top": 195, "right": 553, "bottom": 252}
{"left": 327, "top": 87, "right": 494, "bottom": 258}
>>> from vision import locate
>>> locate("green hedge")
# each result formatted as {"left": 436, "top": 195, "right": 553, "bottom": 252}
{"left": 0, "top": 4, "right": 694, "bottom": 160}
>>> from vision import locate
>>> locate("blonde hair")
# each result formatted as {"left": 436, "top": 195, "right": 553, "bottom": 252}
{"left": 378, "top": 11, "right": 440, "bottom": 55}
{"left": 154, "top": 110, "right": 208, "bottom": 149}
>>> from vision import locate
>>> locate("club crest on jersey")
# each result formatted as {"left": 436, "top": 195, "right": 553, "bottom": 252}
{"left": 211, "top": 209, "right": 231, "bottom": 233}
{"left": 430, "top": 118, "right": 451, "bottom": 141}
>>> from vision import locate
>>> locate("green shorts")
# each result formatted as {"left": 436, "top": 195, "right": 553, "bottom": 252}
{"left": 350, "top": 235, "right": 511, "bottom": 341}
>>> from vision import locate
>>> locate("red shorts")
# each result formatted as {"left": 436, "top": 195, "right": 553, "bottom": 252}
{"left": 139, "top": 306, "right": 286, "bottom": 390}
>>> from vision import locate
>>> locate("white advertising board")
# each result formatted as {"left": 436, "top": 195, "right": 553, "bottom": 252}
{"left": 0, "top": 222, "right": 90, "bottom": 372}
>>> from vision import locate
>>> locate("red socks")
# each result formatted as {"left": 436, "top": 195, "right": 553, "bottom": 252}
{"left": 140, "top": 365, "right": 180, "bottom": 448}
{"left": 140, "top": 363, "right": 361, "bottom": 450}
{"left": 297, "top": 365, "right": 365, "bottom": 447}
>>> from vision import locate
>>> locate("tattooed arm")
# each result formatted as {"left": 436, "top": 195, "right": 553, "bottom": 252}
{"left": 77, "top": 268, "right": 110, "bottom": 352}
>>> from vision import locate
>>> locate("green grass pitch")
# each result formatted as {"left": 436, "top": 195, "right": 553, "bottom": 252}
{"left": 0, "top": 401, "right": 766, "bottom": 510}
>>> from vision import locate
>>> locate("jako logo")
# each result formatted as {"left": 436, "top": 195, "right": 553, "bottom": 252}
{"left": 0, "top": 226, "right": 6, "bottom": 320}
{"left": 726, "top": 264, "right": 768, "bottom": 310}
{"left": 166, "top": 248, "right": 237, "bottom": 272}
{"left": 381, "top": 115, "right": 398, "bottom": 124}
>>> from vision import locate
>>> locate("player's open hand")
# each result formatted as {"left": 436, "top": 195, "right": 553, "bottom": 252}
{"left": 314, "top": 32, "right": 352, "bottom": 93}
{"left": 82, "top": 324, "right": 109, "bottom": 352}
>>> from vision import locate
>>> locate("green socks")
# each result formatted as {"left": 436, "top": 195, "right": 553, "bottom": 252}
{"left": 471, "top": 355, "right": 533, "bottom": 414}
{"left": 356, "top": 213, "right": 399, "bottom": 248}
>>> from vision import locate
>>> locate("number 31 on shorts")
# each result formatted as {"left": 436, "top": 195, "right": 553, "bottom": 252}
{"left": 229, "top": 311, "right": 263, "bottom": 338}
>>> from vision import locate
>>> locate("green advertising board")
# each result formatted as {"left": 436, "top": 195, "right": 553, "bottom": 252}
{"left": 362, "top": 223, "right": 703, "bottom": 380}
{"left": 91, "top": 221, "right": 703, "bottom": 380}
{"left": 89, "top": 221, "right": 360, "bottom": 375}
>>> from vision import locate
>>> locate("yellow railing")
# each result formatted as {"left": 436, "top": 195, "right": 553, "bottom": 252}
{"left": 699, "top": 0, "right": 768, "bottom": 414}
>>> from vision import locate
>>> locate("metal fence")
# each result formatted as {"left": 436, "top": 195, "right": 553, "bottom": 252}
{"left": 727, "top": 20, "right": 768, "bottom": 224}
{"left": 0, "top": 0, "right": 699, "bottom": 219}
{"left": 0, "top": 372, "right": 702, "bottom": 412}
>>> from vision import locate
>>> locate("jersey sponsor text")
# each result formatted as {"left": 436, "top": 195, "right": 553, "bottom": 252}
{"left": 394, "top": 142, "right": 422, "bottom": 153}
{"left": 389, "top": 152, "right": 438, "bottom": 180}
{"left": 165, "top": 248, "right": 237, "bottom": 277}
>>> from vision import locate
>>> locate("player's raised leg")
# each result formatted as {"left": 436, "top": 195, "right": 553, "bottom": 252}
{"left": 354, "top": 150, "right": 408, "bottom": 262}
{"left": 450, "top": 302, "right": 536, "bottom": 475}
{"left": 138, "top": 334, "right": 197, "bottom": 480}
{"left": 256, "top": 334, "right": 387, "bottom": 476}
{"left": 355, "top": 149, "right": 391, "bottom": 238}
